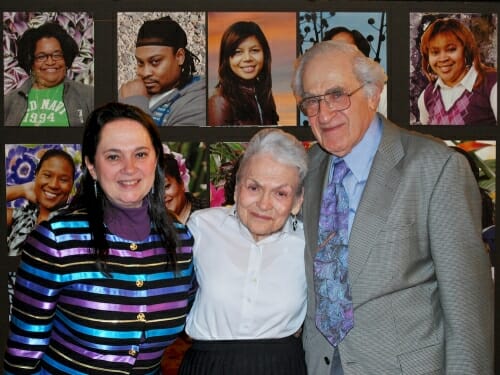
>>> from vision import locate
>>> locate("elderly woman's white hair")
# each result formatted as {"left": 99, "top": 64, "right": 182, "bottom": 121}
{"left": 236, "top": 128, "right": 308, "bottom": 196}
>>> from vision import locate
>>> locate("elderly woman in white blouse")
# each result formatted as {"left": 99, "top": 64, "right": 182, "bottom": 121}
{"left": 179, "top": 128, "right": 308, "bottom": 375}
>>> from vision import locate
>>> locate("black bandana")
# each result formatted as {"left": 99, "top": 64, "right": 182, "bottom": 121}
{"left": 136, "top": 16, "right": 187, "bottom": 49}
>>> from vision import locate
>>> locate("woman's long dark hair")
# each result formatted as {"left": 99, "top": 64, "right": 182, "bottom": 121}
{"left": 69, "top": 102, "right": 178, "bottom": 271}
{"left": 217, "top": 21, "right": 278, "bottom": 123}
{"left": 163, "top": 153, "right": 183, "bottom": 184}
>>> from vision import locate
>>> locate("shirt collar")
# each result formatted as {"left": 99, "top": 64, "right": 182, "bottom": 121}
{"left": 149, "top": 87, "right": 177, "bottom": 109}
{"left": 434, "top": 65, "right": 477, "bottom": 92}
{"left": 340, "top": 115, "right": 382, "bottom": 182}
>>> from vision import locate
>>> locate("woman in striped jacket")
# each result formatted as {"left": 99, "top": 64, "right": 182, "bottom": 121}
{"left": 4, "top": 102, "right": 195, "bottom": 374}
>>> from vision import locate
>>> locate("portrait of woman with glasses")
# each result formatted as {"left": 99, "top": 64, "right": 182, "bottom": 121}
{"left": 4, "top": 22, "right": 93, "bottom": 127}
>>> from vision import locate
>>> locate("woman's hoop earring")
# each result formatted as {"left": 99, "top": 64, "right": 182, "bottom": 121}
{"left": 465, "top": 56, "right": 472, "bottom": 69}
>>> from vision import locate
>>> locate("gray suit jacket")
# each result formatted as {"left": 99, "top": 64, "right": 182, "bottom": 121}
{"left": 302, "top": 117, "right": 493, "bottom": 375}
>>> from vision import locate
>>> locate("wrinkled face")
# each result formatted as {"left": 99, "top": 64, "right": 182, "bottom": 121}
{"left": 35, "top": 156, "right": 74, "bottom": 213}
{"left": 428, "top": 31, "right": 467, "bottom": 87}
{"left": 164, "top": 175, "right": 186, "bottom": 215}
{"left": 32, "top": 37, "right": 67, "bottom": 89}
{"left": 235, "top": 153, "right": 303, "bottom": 242}
{"left": 301, "top": 51, "right": 377, "bottom": 157}
{"left": 86, "top": 119, "right": 158, "bottom": 208}
{"left": 135, "top": 45, "right": 184, "bottom": 95}
{"left": 229, "top": 36, "right": 264, "bottom": 80}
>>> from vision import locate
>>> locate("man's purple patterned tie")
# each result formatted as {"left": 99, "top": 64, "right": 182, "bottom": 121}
{"left": 314, "top": 159, "right": 354, "bottom": 346}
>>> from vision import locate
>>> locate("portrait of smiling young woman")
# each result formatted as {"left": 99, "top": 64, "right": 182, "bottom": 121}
{"left": 207, "top": 12, "right": 297, "bottom": 126}
{"left": 410, "top": 14, "right": 497, "bottom": 126}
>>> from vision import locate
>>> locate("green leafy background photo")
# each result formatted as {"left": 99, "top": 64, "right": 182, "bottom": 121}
{"left": 165, "top": 142, "right": 209, "bottom": 202}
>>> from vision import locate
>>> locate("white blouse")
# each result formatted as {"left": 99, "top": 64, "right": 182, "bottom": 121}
{"left": 185, "top": 206, "right": 307, "bottom": 340}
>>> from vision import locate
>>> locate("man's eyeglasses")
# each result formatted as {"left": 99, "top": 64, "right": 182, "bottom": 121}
{"left": 298, "top": 84, "right": 366, "bottom": 117}
{"left": 34, "top": 52, "right": 65, "bottom": 63}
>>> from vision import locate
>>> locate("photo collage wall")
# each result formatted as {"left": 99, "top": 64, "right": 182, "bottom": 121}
{"left": 0, "top": 0, "right": 498, "bottom": 357}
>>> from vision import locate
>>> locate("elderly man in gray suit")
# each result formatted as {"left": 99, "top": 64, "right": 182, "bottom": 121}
{"left": 292, "top": 41, "right": 493, "bottom": 375}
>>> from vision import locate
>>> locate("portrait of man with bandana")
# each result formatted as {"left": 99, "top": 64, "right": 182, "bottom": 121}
{"left": 119, "top": 16, "right": 206, "bottom": 126}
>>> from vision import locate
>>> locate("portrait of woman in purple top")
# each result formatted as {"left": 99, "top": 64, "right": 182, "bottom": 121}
{"left": 413, "top": 15, "right": 497, "bottom": 126}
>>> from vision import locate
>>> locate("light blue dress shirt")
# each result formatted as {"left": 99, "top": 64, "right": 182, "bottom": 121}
{"left": 326, "top": 114, "right": 383, "bottom": 238}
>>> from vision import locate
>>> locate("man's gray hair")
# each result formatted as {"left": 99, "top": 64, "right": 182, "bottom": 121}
{"left": 292, "top": 41, "right": 387, "bottom": 101}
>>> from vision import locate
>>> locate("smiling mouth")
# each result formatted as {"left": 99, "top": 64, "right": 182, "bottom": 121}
{"left": 437, "top": 65, "right": 453, "bottom": 72}
{"left": 43, "top": 191, "right": 58, "bottom": 199}
{"left": 251, "top": 211, "right": 272, "bottom": 221}
{"left": 321, "top": 121, "right": 346, "bottom": 132}
{"left": 240, "top": 66, "right": 256, "bottom": 73}
{"left": 120, "top": 180, "right": 140, "bottom": 187}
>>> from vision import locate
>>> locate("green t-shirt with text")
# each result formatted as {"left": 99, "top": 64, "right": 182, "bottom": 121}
{"left": 21, "top": 84, "right": 69, "bottom": 127}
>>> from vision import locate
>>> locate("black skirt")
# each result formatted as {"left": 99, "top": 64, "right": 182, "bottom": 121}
{"left": 178, "top": 335, "right": 307, "bottom": 375}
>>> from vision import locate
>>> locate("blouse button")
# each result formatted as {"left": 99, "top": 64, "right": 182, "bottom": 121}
{"left": 130, "top": 243, "right": 138, "bottom": 251}
{"left": 128, "top": 349, "right": 137, "bottom": 356}
{"left": 137, "top": 312, "right": 146, "bottom": 321}
{"left": 136, "top": 279, "right": 144, "bottom": 287}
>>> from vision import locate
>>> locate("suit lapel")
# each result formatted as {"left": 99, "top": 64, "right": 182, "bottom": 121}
{"left": 348, "top": 119, "right": 405, "bottom": 284}
{"left": 304, "top": 119, "right": 406, "bottom": 284}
